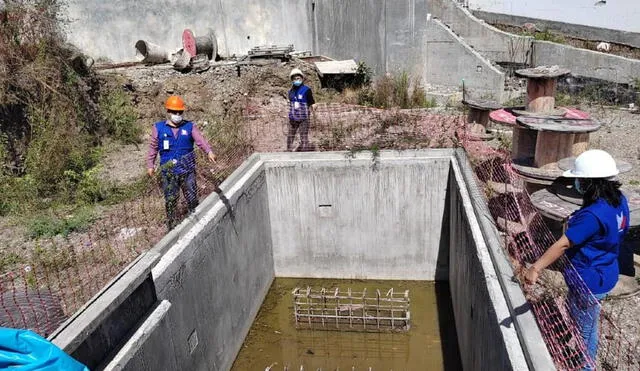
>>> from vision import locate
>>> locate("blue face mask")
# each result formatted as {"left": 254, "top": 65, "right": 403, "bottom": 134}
{"left": 574, "top": 178, "right": 585, "bottom": 194}
{"left": 292, "top": 80, "right": 302, "bottom": 87}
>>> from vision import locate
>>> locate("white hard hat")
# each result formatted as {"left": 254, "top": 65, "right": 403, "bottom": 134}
{"left": 289, "top": 68, "right": 304, "bottom": 78}
{"left": 562, "top": 149, "right": 619, "bottom": 178}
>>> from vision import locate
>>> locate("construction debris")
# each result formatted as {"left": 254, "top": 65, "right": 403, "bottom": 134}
{"left": 314, "top": 59, "right": 357, "bottom": 77}
{"left": 134, "top": 40, "right": 169, "bottom": 64}
{"left": 248, "top": 44, "right": 295, "bottom": 60}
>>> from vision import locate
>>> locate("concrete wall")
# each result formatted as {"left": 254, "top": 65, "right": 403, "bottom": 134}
{"left": 48, "top": 151, "right": 554, "bottom": 371}
{"left": 266, "top": 154, "right": 450, "bottom": 280}
{"left": 425, "top": 19, "right": 506, "bottom": 101}
{"left": 429, "top": 0, "right": 532, "bottom": 65}
{"left": 66, "top": 0, "right": 312, "bottom": 62}
{"left": 466, "top": 0, "right": 640, "bottom": 35}
{"left": 149, "top": 156, "right": 275, "bottom": 371}
{"left": 448, "top": 151, "right": 555, "bottom": 371}
{"left": 533, "top": 40, "right": 640, "bottom": 85}
{"left": 313, "top": 0, "right": 429, "bottom": 78}
{"left": 474, "top": 10, "right": 640, "bottom": 49}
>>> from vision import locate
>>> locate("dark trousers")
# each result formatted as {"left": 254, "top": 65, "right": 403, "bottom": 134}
{"left": 161, "top": 170, "right": 198, "bottom": 230}
{"left": 287, "top": 119, "right": 309, "bottom": 151}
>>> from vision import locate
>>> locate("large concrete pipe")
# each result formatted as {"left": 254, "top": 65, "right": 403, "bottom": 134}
{"left": 135, "top": 40, "right": 169, "bottom": 64}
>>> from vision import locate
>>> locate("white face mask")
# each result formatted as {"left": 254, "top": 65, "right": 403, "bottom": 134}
{"left": 169, "top": 114, "right": 183, "bottom": 124}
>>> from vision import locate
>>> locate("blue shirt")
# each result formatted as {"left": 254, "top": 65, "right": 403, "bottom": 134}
{"left": 565, "top": 196, "right": 630, "bottom": 294}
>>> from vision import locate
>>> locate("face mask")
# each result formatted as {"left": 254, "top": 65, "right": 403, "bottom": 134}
{"left": 292, "top": 80, "right": 302, "bottom": 87}
{"left": 574, "top": 178, "right": 585, "bottom": 194}
{"left": 169, "top": 114, "right": 183, "bottom": 124}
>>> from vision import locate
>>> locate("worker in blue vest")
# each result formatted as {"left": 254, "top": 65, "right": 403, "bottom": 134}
{"left": 147, "top": 96, "right": 216, "bottom": 230}
{"left": 287, "top": 68, "right": 315, "bottom": 151}
{"left": 524, "top": 149, "right": 629, "bottom": 370}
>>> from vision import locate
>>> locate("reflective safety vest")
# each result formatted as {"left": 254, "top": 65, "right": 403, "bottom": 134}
{"left": 289, "top": 85, "right": 310, "bottom": 121}
{"left": 156, "top": 121, "right": 196, "bottom": 174}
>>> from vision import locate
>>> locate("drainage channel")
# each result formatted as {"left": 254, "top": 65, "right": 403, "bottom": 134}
{"left": 231, "top": 278, "right": 462, "bottom": 371}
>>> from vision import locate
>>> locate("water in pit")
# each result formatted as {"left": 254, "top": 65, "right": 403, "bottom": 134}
{"left": 231, "top": 278, "right": 462, "bottom": 370}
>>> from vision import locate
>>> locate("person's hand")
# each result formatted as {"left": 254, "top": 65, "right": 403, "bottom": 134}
{"left": 208, "top": 152, "right": 217, "bottom": 163}
{"left": 147, "top": 168, "right": 155, "bottom": 177}
{"left": 524, "top": 265, "right": 540, "bottom": 285}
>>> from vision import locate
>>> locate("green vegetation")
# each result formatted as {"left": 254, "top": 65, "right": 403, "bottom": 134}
{"left": 357, "top": 71, "right": 437, "bottom": 109}
{"left": 27, "top": 207, "right": 97, "bottom": 239}
{"left": 0, "top": 0, "right": 145, "bottom": 217}
{"left": 531, "top": 29, "right": 566, "bottom": 44}
{"left": 99, "top": 87, "right": 141, "bottom": 144}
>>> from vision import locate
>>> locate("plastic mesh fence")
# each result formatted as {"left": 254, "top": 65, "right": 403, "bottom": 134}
{"left": 0, "top": 103, "right": 638, "bottom": 370}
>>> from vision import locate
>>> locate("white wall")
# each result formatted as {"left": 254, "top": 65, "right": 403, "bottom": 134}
{"left": 466, "top": 0, "right": 640, "bottom": 33}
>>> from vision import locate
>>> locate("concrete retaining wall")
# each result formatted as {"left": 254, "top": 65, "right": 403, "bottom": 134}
{"left": 467, "top": 0, "right": 640, "bottom": 37}
{"left": 474, "top": 10, "right": 640, "bottom": 49}
{"left": 48, "top": 150, "right": 553, "bottom": 371}
{"left": 533, "top": 41, "right": 640, "bottom": 85}
{"left": 449, "top": 150, "right": 555, "bottom": 371}
{"left": 425, "top": 19, "right": 506, "bottom": 101}
{"left": 149, "top": 156, "right": 275, "bottom": 370}
{"left": 429, "top": 0, "right": 532, "bottom": 65}
{"left": 266, "top": 154, "right": 450, "bottom": 280}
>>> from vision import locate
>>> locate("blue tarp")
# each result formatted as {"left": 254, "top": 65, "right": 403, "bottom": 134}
{"left": 0, "top": 327, "right": 89, "bottom": 371}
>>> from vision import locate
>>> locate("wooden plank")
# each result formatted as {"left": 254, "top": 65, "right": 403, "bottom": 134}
{"left": 534, "top": 132, "right": 575, "bottom": 168}
{"left": 511, "top": 160, "right": 561, "bottom": 181}
{"left": 571, "top": 133, "right": 589, "bottom": 156}
{"left": 525, "top": 78, "right": 557, "bottom": 112}
{"left": 515, "top": 65, "right": 571, "bottom": 79}
{"left": 511, "top": 127, "right": 538, "bottom": 162}
{"left": 516, "top": 117, "right": 601, "bottom": 133}
{"left": 468, "top": 109, "right": 490, "bottom": 126}
{"left": 511, "top": 108, "right": 566, "bottom": 117}
{"left": 462, "top": 98, "right": 502, "bottom": 110}
{"left": 532, "top": 186, "right": 640, "bottom": 226}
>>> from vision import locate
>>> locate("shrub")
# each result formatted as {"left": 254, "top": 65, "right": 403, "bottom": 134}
{"left": 99, "top": 87, "right": 141, "bottom": 144}
{"left": 27, "top": 207, "right": 96, "bottom": 239}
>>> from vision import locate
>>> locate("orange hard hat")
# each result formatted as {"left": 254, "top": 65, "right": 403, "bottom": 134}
{"left": 165, "top": 95, "right": 186, "bottom": 111}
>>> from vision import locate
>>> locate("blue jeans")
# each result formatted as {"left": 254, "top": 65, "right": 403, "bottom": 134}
{"left": 161, "top": 169, "right": 198, "bottom": 230}
{"left": 569, "top": 291, "right": 607, "bottom": 370}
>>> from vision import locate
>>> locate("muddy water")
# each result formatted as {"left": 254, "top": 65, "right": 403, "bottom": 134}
{"left": 231, "top": 278, "right": 462, "bottom": 371}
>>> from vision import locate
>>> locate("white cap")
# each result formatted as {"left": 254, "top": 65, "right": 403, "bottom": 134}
{"left": 289, "top": 68, "right": 304, "bottom": 79}
{"left": 562, "top": 149, "right": 619, "bottom": 178}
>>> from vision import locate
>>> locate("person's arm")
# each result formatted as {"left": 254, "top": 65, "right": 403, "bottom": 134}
{"left": 306, "top": 88, "right": 315, "bottom": 109}
{"left": 191, "top": 124, "right": 216, "bottom": 162}
{"left": 146, "top": 125, "right": 159, "bottom": 176}
{"left": 524, "top": 235, "right": 571, "bottom": 284}
{"left": 525, "top": 211, "right": 600, "bottom": 284}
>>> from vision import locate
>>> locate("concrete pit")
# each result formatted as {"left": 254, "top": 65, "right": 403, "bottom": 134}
{"left": 50, "top": 149, "right": 554, "bottom": 371}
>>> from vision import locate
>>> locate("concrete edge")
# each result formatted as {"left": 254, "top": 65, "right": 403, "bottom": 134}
{"left": 449, "top": 151, "right": 531, "bottom": 370}
{"left": 102, "top": 300, "right": 173, "bottom": 371}
{"left": 534, "top": 39, "right": 640, "bottom": 66}
{"left": 452, "top": 149, "right": 556, "bottom": 370}
{"left": 255, "top": 148, "right": 458, "bottom": 162}
{"left": 149, "top": 154, "right": 264, "bottom": 257}
{"left": 448, "top": 0, "right": 534, "bottom": 45}
{"left": 49, "top": 250, "right": 161, "bottom": 352}
{"left": 473, "top": 10, "right": 640, "bottom": 49}
{"left": 431, "top": 18, "right": 505, "bottom": 77}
